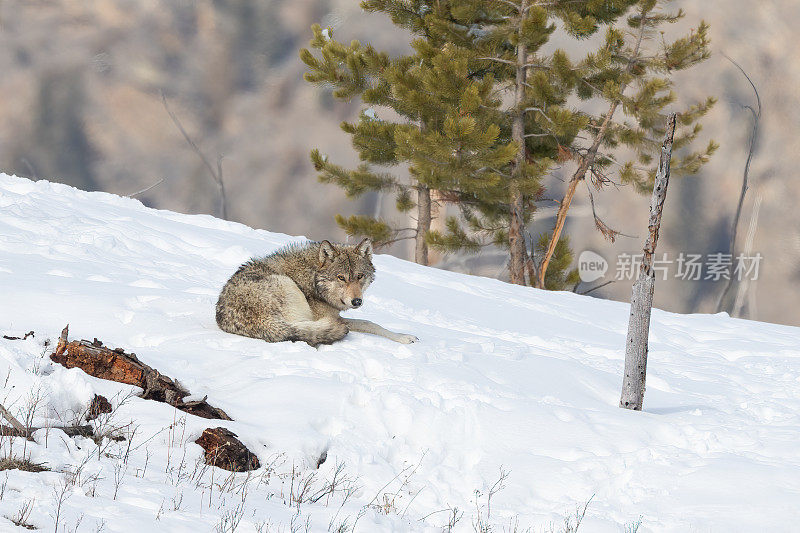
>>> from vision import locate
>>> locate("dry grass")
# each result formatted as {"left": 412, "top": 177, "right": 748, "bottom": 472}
{"left": 0, "top": 456, "right": 49, "bottom": 473}
{"left": 5, "top": 498, "right": 37, "bottom": 529}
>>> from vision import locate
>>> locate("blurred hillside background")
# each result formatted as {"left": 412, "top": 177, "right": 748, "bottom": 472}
{"left": 1, "top": 1, "right": 798, "bottom": 326}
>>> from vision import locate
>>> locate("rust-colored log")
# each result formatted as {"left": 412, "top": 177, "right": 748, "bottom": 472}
{"left": 195, "top": 427, "right": 260, "bottom": 472}
{"left": 50, "top": 326, "right": 231, "bottom": 420}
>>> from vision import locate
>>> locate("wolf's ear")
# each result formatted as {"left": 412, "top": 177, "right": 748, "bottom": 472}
{"left": 355, "top": 238, "right": 373, "bottom": 258}
{"left": 319, "top": 240, "right": 337, "bottom": 264}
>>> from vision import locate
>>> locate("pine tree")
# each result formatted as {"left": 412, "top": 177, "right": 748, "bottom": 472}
{"left": 532, "top": 0, "right": 717, "bottom": 288}
{"left": 423, "top": 0, "right": 716, "bottom": 287}
{"left": 300, "top": 7, "right": 514, "bottom": 265}
{"left": 301, "top": 0, "right": 715, "bottom": 287}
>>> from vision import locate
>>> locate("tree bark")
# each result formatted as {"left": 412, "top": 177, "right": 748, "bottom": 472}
{"left": 620, "top": 114, "right": 676, "bottom": 411}
{"left": 508, "top": 0, "right": 528, "bottom": 285}
{"left": 50, "top": 325, "right": 231, "bottom": 420}
{"left": 415, "top": 184, "right": 431, "bottom": 265}
{"left": 428, "top": 190, "right": 446, "bottom": 265}
{"left": 509, "top": 184, "right": 526, "bottom": 284}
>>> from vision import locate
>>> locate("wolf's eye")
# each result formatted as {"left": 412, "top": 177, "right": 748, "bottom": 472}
{"left": 337, "top": 275, "right": 346, "bottom": 282}
{"left": 356, "top": 273, "right": 364, "bottom": 280}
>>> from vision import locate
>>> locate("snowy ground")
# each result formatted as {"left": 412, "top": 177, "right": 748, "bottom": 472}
{"left": 1, "top": 174, "right": 799, "bottom": 532}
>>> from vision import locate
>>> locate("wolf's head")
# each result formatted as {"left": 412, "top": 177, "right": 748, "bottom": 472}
{"left": 314, "top": 238, "right": 376, "bottom": 310}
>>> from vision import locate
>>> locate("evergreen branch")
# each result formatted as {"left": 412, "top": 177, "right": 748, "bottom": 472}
{"left": 477, "top": 57, "right": 550, "bottom": 69}
{"left": 596, "top": 151, "right": 647, "bottom": 177}
{"left": 475, "top": 167, "right": 513, "bottom": 179}
{"left": 525, "top": 130, "right": 562, "bottom": 146}
{"left": 382, "top": 235, "right": 417, "bottom": 246}
{"left": 486, "top": 0, "right": 520, "bottom": 10}
{"left": 477, "top": 57, "right": 517, "bottom": 66}
{"left": 523, "top": 107, "right": 555, "bottom": 124}
{"left": 579, "top": 77, "right": 603, "bottom": 95}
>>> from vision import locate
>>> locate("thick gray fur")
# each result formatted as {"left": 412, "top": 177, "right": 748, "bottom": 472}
{"left": 216, "top": 238, "right": 418, "bottom": 346}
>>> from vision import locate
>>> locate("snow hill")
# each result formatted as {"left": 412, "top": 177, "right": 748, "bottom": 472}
{"left": 1, "top": 174, "right": 799, "bottom": 532}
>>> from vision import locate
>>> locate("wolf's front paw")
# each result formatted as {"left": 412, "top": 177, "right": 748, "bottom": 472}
{"left": 395, "top": 333, "right": 419, "bottom": 344}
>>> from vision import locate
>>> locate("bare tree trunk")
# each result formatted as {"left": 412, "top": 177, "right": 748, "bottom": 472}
{"left": 508, "top": 0, "right": 528, "bottom": 285}
{"left": 535, "top": 170, "right": 582, "bottom": 288}
{"left": 620, "top": 114, "right": 676, "bottom": 411}
{"left": 415, "top": 184, "right": 431, "bottom": 265}
{"left": 509, "top": 186, "right": 526, "bottom": 284}
{"left": 428, "top": 190, "right": 445, "bottom": 265}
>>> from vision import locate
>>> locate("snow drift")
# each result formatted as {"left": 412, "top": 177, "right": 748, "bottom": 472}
{"left": 1, "top": 174, "right": 799, "bottom": 532}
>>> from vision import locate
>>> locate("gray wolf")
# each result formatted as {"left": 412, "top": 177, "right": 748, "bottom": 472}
{"left": 215, "top": 238, "right": 418, "bottom": 346}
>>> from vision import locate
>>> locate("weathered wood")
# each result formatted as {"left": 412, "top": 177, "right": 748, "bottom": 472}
{"left": 50, "top": 325, "right": 231, "bottom": 420}
{"left": 620, "top": 114, "right": 677, "bottom": 411}
{"left": 1, "top": 424, "right": 94, "bottom": 440}
{"left": 0, "top": 402, "right": 28, "bottom": 435}
{"left": 1, "top": 400, "right": 94, "bottom": 440}
{"left": 195, "top": 427, "right": 260, "bottom": 472}
{"left": 2, "top": 330, "right": 34, "bottom": 341}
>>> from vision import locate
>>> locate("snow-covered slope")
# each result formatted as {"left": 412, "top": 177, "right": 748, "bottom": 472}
{"left": 1, "top": 174, "right": 799, "bottom": 532}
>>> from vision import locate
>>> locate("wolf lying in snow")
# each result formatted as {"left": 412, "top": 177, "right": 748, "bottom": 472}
{"left": 216, "top": 238, "right": 418, "bottom": 346}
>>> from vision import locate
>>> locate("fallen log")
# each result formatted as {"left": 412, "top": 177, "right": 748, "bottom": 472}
{"left": 195, "top": 427, "right": 260, "bottom": 472}
{"left": 50, "top": 326, "right": 231, "bottom": 420}
{"left": 0, "top": 424, "right": 94, "bottom": 440}
{"left": 1, "top": 401, "right": 94, "bottom": 440}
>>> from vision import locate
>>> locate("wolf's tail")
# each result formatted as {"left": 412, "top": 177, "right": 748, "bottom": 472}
{"left": 289, "top": 317, "right": 348, "bottom": 346}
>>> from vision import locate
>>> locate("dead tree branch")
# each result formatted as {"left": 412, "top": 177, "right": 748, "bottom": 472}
{"left": 715, "top": 53, "right": 761, "bottom": 312}
{"left": 0, "top": 402, "right": 93, "bottom": 440}
{"left": 0, "top": 403, "right": 27, "bottom": 435}
{"left": 161, "top": 92, "right": 228, "bottom": 220}
{"left": 126, "top": 178, "right": 165, "bottom": 198}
